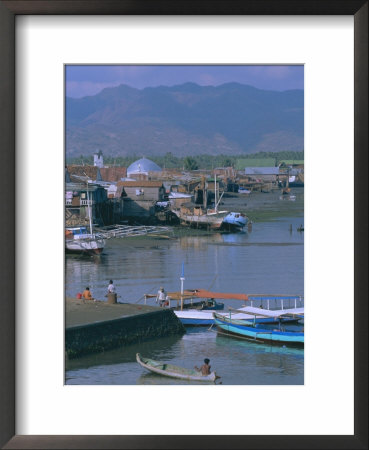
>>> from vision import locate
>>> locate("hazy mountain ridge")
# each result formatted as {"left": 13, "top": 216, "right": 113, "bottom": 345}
{"left": 66, "top": 83, "right": 304, "bottom": 157}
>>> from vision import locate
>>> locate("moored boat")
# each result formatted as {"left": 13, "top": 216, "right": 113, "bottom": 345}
{"left": 175, "top": 304, "right": 303, "bottom": 326}
{"left": 65, "top": 226, "right": 106, "bottom": 255}
{"left": 222, "top": 212, "right": 248, "bottom": 230}
{"left": 213, "top": 312, "right": 304, "bottom": 346}
{"left": 172, "top": 173, "right": 229, "bottom": 230}
{"left": 65, "top": 185, "right": 106, "bottom": 255}
{"left": 238, "top": 187, "right": 251, "bottom": 194}
{"left": 172, "top": 205, "right": 228, "bottom": 230}
{"left": 173, "top": 292, "right": 303, "bottom": 326}
{"left": 136, "top": 353, "right": 217, "bottom": 382}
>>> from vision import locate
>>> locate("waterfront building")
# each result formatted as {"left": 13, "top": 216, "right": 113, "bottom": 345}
{"left": 65, "top": 182, "right": 108, "bottom": 226}
{"left": 118, "top": 180, "right": 165, "bottom": 218}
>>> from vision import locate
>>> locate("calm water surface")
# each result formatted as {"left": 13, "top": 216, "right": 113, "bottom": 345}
{"left": 65, "top": 191, "right": 304, "bottom": 385}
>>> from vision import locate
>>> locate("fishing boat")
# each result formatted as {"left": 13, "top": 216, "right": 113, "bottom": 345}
{"left": 222, "top": 212, "right": 248, "bottom": 230}
{"left": 213, "top": 312, "right": 304, "bottom": 346}
{"left": 144, "top": 289, "right": 225, "bottom": 311}
{"left": 65, "top": 226, "right": 106, "bottom": 254}
{"left": 238, "top": 187, "right": 251, "bottom": 194}
{"left": 172, "top": 204, "right": 228, "bottom": 230}
{"left": 176, "top": 304, "right": 303, "bottom": 326}
{"left": 65, "top": 187, "right": 106, "bottom": 255}
{"left": 136, "top": 353, "right": 217, "bottom": 382}
{"left": 144, "top": 285, "right": 304, "bottom": 326}
{"left": 174, "top": 291, "right": 303, "bottom": 326}
{"left": 172, "top": 174, "right": 228, "bottom": 230}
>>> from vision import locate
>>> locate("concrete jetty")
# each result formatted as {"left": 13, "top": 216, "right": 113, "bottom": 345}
{"left": 65, "top": 297, "right": 185, "bottom": 359}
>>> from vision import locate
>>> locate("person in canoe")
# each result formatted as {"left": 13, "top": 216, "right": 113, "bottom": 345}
{"left": 195, "top": 358, "right": 211, "bottom": 375}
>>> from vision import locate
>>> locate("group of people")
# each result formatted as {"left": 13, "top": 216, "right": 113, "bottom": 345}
{"left": 81, "top": 280, "right": 116, "bottom": 301}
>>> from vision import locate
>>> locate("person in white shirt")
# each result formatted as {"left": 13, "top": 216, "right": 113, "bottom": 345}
{"left": 156, "top": 287, "right": 166, "bottom": 306}
{"left": 107, "top": 280, "right": 116, "bottom": 294}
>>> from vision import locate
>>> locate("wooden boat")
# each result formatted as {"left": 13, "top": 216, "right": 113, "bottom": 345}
{"left": 65, "top": 226, "right": 105, "bottom": 255}
{"left": 173, "top": 292, "right": 303, "bottom": 326}
{"left": 65, "top": 187, "right": 105, "bottom": 255}
{"left": 222, "top": 212, "right": 249, "bottom": 230}
{"left": 172, "top": 174, "right": 229, "bottom": 230}
{"left": 213, "top": 312, "right": 304, "bottom": 346}
{"left": 136, "top": 353, "right": 217, "bottom": 382}
{"left": 176, "top": 305, "right": 303, "bottom": 326}
{"left": 238, "top": 187, "right": 251, "bottom": 195}
{"left": 172, "top": 204, "right": 228, "bottom": 230}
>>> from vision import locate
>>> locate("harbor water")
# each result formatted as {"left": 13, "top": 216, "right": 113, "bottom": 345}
{"left": 65, "top": 190, "right": 304, "bottom": 385}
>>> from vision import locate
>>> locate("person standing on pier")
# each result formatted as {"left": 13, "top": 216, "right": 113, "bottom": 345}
{"left": 157, "top": 286, "right": 167, "bottom": 306}
{"left": 107, "top": 280, "right": 116, "bottom": 294}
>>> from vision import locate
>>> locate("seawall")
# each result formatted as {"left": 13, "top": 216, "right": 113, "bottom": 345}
{"left": 65, "top": 298, "right": 185, "bottom": 359}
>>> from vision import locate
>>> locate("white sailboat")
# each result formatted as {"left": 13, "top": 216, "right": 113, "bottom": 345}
{"left": 65, "top": 186, "right": 106, "bottom": 255}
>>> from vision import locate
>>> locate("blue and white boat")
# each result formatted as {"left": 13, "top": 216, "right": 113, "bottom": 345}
{"left": 213, "top": 312, "right": 304, "bottom": 346}
{"left": 222, "top": 212, "right": 248, "bottom": 230}
{"left": 175, "top": 304, "right": 304, "bottom": 326}
{"left": 238, "top": 187, "right": 251, "bottom": 194}
{"left": 174, "top": 294, "right": 304, "bottom": 326}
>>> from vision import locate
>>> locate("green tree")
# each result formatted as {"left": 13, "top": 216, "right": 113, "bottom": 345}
{"left": 222, "top": 157, "right": 233, "bottom": 167}
{"left": 184, "top": 156, "right": 198, "bottom": 170}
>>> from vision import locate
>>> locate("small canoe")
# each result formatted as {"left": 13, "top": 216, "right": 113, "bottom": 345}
{"left": 136, "top": 353, "right": 217, "bottom": 382}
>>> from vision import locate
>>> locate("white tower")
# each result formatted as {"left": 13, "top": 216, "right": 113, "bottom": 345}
{"left": 94, "top": 151, "right": 103, "bottom": 168}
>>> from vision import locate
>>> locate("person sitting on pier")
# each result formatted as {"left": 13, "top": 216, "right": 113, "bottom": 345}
{"left": 157, "top": 287, "right": 167, "bottom": 307}
{"left": 195, "top": 358, "right": 211, "bottom": 376}
{"left": 82, "top": 287, "right": 93, "bottom": 300}
{"left": 107, "top": 280, "right": 116, "bottom": 294}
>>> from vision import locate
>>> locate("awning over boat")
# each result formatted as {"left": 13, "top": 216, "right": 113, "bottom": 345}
{"left": 144, "top": 289, "right": 248, "bottom": 301}
{"left": 236, "top": 306, "right": 304, "bottom": 318}
{"left": 191, "top": 289, "right": 248, "bottom": 301}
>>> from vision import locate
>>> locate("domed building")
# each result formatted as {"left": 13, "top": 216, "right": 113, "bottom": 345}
{"left": 127, "top": 157, "right": 162, "bottom": 177}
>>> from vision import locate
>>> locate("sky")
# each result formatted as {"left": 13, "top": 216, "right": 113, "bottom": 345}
{"left": 66, "top": 65, "right": 304, "bottom": 98}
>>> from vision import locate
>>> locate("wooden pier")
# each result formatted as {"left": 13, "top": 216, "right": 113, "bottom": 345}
{"left": 65, "top": 297, "right": 185, "bottom": 358}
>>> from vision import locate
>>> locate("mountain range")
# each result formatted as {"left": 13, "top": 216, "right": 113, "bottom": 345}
{"left": 66, "top": 83, "right": 304, "bottom": 157}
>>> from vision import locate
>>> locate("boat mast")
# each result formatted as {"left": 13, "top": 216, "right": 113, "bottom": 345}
{"left": 214, "top": 173, "right": 217, "bottom": 212}
{"left": 180, "top": 262, "right": 185, "bottom": 311}
{"left": 86, "top": 183, "right": 93, "bottom": 235}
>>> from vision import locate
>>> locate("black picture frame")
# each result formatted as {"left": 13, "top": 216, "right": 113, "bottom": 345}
{"left": 0, "top": 1, "right": 367, "bottom": 449}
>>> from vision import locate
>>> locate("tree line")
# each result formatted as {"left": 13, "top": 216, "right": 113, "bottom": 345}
{"left": 67, "top": 151, "right": 304, "bottom": 171}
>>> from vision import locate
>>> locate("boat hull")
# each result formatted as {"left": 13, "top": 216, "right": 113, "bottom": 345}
{"left": 173, "top": 210, "right": 227, "bottom": 230}
{"left": 222, "top": 212, "right": 248, "bottom": 230}
{"left": 174, "top": 310, "right": 301, "bottom": 326}
{"left": 136, "top": 353, "right": 217, "bottom": 382}
{"left": 65, "top": 236, "right": 105, "bottom": 255}
{"left": 213, "top": 315, "right": 304, "bottom": 346}
{"left": 65, "top": 245, "right": 104, "bottom": 255}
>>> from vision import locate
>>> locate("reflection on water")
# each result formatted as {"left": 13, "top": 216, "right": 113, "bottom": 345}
{"left": 66, "top": 327, "right": 303, "bottom": 385}
{"left": 66, "top": 215, "right": 304, "bottom": 305}
{"left": 65, "top": 203, "right": 304, "bottom": 385}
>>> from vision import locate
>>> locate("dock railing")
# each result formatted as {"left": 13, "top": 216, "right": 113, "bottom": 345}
{"left": 247, "top": 295, "right": 304, "bottom": 310}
